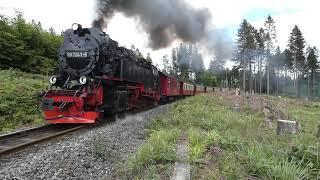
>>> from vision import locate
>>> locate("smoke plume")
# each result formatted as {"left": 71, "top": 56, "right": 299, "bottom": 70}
{"left": 206, "top": 29, "right": 234, "bottom": 62}
{"left": 93, "top": 0, "right": 211, "bottom": 50}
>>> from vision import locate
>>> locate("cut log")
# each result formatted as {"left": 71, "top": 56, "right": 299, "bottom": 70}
{"left": 277, "top": 120, "right": 297, "bottom": 135}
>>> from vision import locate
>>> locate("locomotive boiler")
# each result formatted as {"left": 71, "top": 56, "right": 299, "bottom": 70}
{"left": 42, "top": 24, "right": 160, "bottom": 123}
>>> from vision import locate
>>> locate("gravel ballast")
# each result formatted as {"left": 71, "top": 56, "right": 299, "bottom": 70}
{"left": 0, "top": 105, "right": 170, "bottom": 179}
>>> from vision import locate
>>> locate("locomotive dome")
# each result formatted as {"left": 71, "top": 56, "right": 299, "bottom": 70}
{"left": 58, "top": 24, "right": 109, "bottom": 77}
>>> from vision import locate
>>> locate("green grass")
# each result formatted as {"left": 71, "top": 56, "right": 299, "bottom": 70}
{"left": 121, "top": 93, "right": 320, "bottom": 179}
{"left": 0, "top": 69, "right": 46, "bottom": 132}
{"left": 188, "top": 128, "right": 221, "bottom": 164}
{"left": 121, "top": 129, "right": 180, "bottom": 179}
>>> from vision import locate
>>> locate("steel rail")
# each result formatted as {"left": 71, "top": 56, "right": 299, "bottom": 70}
{"left": 0, "top": 124, "right": 84, "bottom": 156}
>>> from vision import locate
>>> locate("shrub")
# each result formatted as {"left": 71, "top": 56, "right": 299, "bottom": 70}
{"left": 0, "top": 69, "right": 46, "bottom": 131}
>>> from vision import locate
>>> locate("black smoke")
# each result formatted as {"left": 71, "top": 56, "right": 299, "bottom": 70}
{"left": 93, "top": 0, "right": 211, "bottom": 50}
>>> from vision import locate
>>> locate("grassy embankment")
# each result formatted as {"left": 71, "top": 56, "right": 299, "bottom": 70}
{"left": 0, "top": 69, "right": 46, "bottom": 132}
{"left": 119, "top": 92, "right": 320, "bottom": 179}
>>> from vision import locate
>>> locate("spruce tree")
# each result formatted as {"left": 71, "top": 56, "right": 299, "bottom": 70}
{"left": 287, "top": 25, "right": 305, "bottom": 96}
{"left": 162, "top": 55, "right": 170, "bottom": 74}
{"left": 306, "top": 46, "right": 319, "bottom": 97}
{"left": 171, "top": 48, "right": 179, "bottom": 77}
{"left": 234, "top": 19, "right": 256, "bottom": 91}
{"left": 254, "top": 28, "right": 266, "bottom": 94}
{"left": 264, "top": 15, "right": 277, "bottom": 95}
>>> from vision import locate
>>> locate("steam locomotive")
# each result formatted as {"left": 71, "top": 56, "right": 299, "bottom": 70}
{"left": 41, "top": 24, "right": 213, "bottom": 124}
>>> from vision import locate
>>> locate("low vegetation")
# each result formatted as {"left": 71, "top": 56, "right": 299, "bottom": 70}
{"left": 0, "top": 69, "right": 46, "bottom": 132}
{"left": 117, "top": 129, "right": 180, "bottom": 179}
{"left": 121, "top": 92, "right": 320, "bottom": 179}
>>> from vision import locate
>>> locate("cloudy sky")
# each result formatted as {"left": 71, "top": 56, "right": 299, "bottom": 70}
{"left": 1, "top": 0, "right": 319, "bottom": 68}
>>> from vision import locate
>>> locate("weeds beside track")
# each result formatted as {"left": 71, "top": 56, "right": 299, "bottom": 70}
{"left": 119, "top": 92, "right": 320, "bottom": 179}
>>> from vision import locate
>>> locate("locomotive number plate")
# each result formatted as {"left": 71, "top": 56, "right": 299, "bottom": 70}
{"left": 66, "top": 51, "right": 88, "bottom": 58}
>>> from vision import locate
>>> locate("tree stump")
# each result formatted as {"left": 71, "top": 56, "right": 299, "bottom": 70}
{"left": 277, "top": 120, "right": 297, "bottom": 135}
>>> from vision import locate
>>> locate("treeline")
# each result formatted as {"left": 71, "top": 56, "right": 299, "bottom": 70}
{"left": 227, "top": 15, "right": 319, "bottom": 98}
{"left": 162, "top": 43, "right": 217, "bottom": 87}
{"left": 0, "top": 12, "right": 63, "bottom": 74}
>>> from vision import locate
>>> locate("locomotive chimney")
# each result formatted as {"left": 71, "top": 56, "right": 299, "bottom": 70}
{"left": 72, "top": 23, "right": 83, "bottom": 35}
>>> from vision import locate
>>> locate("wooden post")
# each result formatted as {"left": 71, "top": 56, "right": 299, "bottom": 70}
{"left": 277, "top": 120, "right": 297, "bottom": 135}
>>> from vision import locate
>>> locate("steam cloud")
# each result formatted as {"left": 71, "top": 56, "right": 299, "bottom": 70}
{"left": 206, "top": 29, "right": 234, "bottom": 62}
{"left": 93, "top": 0, "right": 211, "bottom": 50}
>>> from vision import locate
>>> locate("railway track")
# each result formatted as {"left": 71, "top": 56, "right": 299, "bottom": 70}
{"left": 0, "top": 105, "right": 157, "bottom": 157}
{"left": 0, "top": 124, "right": 85, "bottom": 156}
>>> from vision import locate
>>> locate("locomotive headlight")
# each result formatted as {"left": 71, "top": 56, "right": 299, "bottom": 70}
{"left": 79, "top": 76, "right": 88, "bottom": 85}
{"left": 49, "top": 76, "right": 57, "bottom": 84}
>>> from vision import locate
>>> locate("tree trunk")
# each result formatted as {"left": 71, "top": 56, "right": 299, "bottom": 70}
{"left": 249, "top": 61, "right": 252, "bottom": 93}
{"left": 308, "top": 73, "right": 310, "bottom": 99}
{"left": 267, "top": 62, "right": 270, "bottom": 95}
{"left": 285, "top": 67, "right": 288, "bottom": 96}
{"left": 294, "top": 57, "right": 298, "bottom": 97}
{"left": 242, "top": 68, "right": 246, "bottom": 92}
{"left": 254, "top": 69, "right": 257, "bottom": 93}
{"left": 276, "top": 69, "right": 279, "bottom": 96}
{"left": 313, "top": 70, "right": 316, "bottom": 97}
{"left": 259, "top": 57, "right": 262, "bottom": 94}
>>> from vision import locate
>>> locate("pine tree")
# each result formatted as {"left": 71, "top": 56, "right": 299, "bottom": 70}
{"left": 190, "top": 45, "right": 204, "bottom": 73}
{"left": 177, "top": 43, "right": 190, "bottom": 81}
{"left": 208, "top": 60, "right": 215, "bottom": 73}
{"left": 234, "top": 19, "right": 256, "bottom": 91}
{"left": 171, "top": 48, "right": 179, "bottom": 76}
{"left": 162, "top": 55, "right": 170, "bottom": 74}
{"left": 273, "top": 46, "right": 284, "bottom": 95}
{"left": 287, "top": 25, "right": 305, "bottom": 96}
{"left": 264, "top": 15, "right": 277, "bottom": 95}
{"left": 288, "top": 25, "right": 305, "bottom": 70}
{"left": 306, "top": 46, "right": 319, "bottom": 97}
{"left": 208, "top": 58, "right": 224, "bottom": 86}
{"left": 254, "top": 28, "right": 266, "bottom": 93}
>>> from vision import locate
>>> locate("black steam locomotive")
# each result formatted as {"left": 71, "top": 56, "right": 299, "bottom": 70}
{"left": 42, "top": 24, "right": 213, "bottom": 124}
{"left": 43, "top": 24, "right": 160, "bottom": 123}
